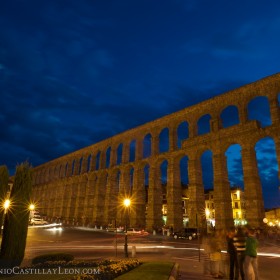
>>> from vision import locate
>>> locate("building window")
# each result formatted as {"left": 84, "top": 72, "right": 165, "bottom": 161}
{"left": 235, "top": 202, "right": 239, "bottom": 209}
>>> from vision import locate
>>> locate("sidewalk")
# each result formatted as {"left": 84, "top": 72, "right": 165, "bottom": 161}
{"left": 138, "top": 254, "right": 213, "bottom": 280}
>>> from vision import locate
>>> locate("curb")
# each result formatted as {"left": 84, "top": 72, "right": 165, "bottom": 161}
{"left": 169, "top": 262, "right": 180, "bottom": 280}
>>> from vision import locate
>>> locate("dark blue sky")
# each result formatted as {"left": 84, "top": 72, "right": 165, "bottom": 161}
{"left": 0, "top": 0, "right": 279, "bottom": 208}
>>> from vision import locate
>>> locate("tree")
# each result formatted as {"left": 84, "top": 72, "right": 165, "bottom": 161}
{"left": 0, "top": 162, "right": 33, "bottom": 268}
{"left": 0, "top": 165, "right": 9, "bottom": 226}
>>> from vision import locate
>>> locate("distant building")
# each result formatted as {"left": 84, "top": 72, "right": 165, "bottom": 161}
{"left": 265, "top": 208, "right": 280, "bottom": 227}
{"left": 204, "top": 187, "right": 246, "bottom": 228}
{"left": 162, "top": 186, "right": 246, "bottom": 228}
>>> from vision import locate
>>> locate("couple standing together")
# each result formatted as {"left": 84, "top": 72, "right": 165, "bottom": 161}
{"left": 227, "top": 227, "right": 259, "bottom": 280}
{"left": 203, "top": 227, "right": 259, "bottom": 280}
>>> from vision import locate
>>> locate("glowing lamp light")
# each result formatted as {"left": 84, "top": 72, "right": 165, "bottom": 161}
{"left": 123, "top": 198, "right": 131, "bottom": 208}
{"left": 29, "top": 204, "right": 35, "bottom": 211}
{"left": 205, "top": 208, "right": 210, "bottom": 218}
{"left": 3, "top": 199, "right": 10, "bottom": 210}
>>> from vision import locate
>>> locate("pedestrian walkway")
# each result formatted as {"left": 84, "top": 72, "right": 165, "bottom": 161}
{"left": 139, "top": 254, "right": 213, "bottom": 280}
{"left": 173, "top": 257, "right": 212, "bottom": 280}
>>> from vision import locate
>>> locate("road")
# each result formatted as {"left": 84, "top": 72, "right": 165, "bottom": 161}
{"left": 23, "top": 225, "right": 280, "bottom": 280}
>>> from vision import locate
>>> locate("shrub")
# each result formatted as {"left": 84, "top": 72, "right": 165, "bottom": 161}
{"left": 0, "top": 162, "right": 32, "bottom": 268}
{"left": 32, "top": 253, "right": 74, "bottom": 265}
{"left": 73, "top": 259, "right": 140, "bottom": 280}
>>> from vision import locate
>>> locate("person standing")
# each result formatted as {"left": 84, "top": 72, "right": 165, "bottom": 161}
{"left": 244, "top": 228, "right": 259, "bottom": 280}
{"left": 202, "top": 233, "right": 213, "bottom": 277}
{"left": 210, "top": 229, "right": 224, "bottom": 279}
{"left": 227, "top": 227, "right": 238, "bottom": 280}
{"left": 233, "top": 227, "right": 246, "bottom": 280}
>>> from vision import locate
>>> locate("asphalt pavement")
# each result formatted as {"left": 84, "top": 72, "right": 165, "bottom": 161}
{"left": 20, "top": 226, "right": 280, "bottom": 280}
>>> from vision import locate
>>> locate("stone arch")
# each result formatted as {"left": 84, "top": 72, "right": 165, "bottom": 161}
{"left": 95, "top": 150, "right": 101, "bottom": 170}
{"left": 255, "top": 136, "right": 279, "bottom": 207}
{"left": 179, "top": 154, "right": 189, "bottom": 185}
{"left": 160, "top": 159, "right": 168, "bottom": 185}
{"left": 78, "top": 157, "right": 83, "bottom": 174}
{"left": 105, "top": 146, "right": 111, "bottom": 168}
{"left": 87, "top": 154, "right": 92, "bottom": 172}
{"left": 71, "top": 159, "right": 76, "bottom": 175}
{"left": 159, "top": 127, "right": 169, "bottom": 153}
{"left": 143, "top": 133, "right": 152, "bottom": 158}
{"left": 64, "top": 162, "right": 69, "bottom": 177}
{"left": 248, "top": 96, "right": 271, "bottom": 127}
{"left": 143, "top": 163, "right": 150, "bottom": 203}
{"left": 220, "top": 105, "right": 240, "bottom": 128}
{"left": 58, "top": 164, "right": 63, "bottom": 178}
{"left": 117, "top": 143, "right": 123, "bottom": 165}
{"left": 177, "top": 121, "right": 189, "bottom": 148}
{"left": 197, "top": 114, "right": 211, "bottom": 135}
{"left": 200, "top": 149, "right": 213, "bottom": 189}
{"left": 225, "top": 144, "right": 243, "bottom": 188}
{"left": 129, "top": 140, "right": 136, "bottom": 162}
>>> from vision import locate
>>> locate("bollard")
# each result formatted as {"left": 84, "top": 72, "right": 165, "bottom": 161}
{"left": 131, "top": 245, "right": 136, "bottom": 258}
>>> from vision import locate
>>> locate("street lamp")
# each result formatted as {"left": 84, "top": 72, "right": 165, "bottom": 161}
{"left": 123, "top": 198, "right": 131, "bottom": 258}
{"left": 29, "top": 203, "right": 35, "bottom": 224}
{"left": 29, "top": 204, "right": 35, "bottom": 211}
{"left": 1, "top": 199, "right": 10, "bottom": 235}
{"left": 123, "top": 198, "right": 131, "bottom": 209}
{"left": 3, "top": 200, "right": 10, "bottom": 212}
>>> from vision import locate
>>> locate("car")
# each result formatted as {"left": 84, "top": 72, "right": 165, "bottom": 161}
{"left": 30, "top": 218, "right": 48, "bottom": 225}
{"left": 172, "top": 228, "right": 199, "bottom": 240}
{"left": 106, "top": 227, "right": 124, "bottom": 233}
{"left": 126, "top": 228, "right": 148, "bottom": 235}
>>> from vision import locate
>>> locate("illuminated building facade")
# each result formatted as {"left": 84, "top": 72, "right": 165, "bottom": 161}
{"left": 204, "top": 187, "right": 246, "bottom": 227}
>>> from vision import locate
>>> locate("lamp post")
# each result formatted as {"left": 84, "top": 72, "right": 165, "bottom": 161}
{"left": 29, "top": 203, "right": 35, "bottom": 224}
{"left": 3, "top": 200, "right": 10, "bottom": 212}
{"left": 123, "top": 198, "right": 131, "bottom": 258}
{"left": 29, "top": 204, "right": 35, "bottom": 211}
{"left": 1, "top": 199, "right": 10, "bottom": 235}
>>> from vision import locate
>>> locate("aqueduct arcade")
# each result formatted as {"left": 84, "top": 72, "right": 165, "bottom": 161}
{"left": 32, "top": 73, "right": 280, "bottom": 231}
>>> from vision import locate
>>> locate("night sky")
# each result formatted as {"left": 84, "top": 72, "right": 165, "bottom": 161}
{"left": 1, "top": 1, "right": 279, "bottom": 208}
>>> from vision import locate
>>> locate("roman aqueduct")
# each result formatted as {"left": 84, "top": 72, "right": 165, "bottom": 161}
{"left": 32, "top": 73, "right": 280, "bottom": 231}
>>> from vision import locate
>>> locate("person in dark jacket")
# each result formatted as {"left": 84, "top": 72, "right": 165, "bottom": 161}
{"left": 227, "top": 227, "right": 238, "bottom": 280}
{"left": 233, "top": 227, "right": 246, "bottom": 280}
{"left": 244, "top": 228, "right": 259, "bottom": 280}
